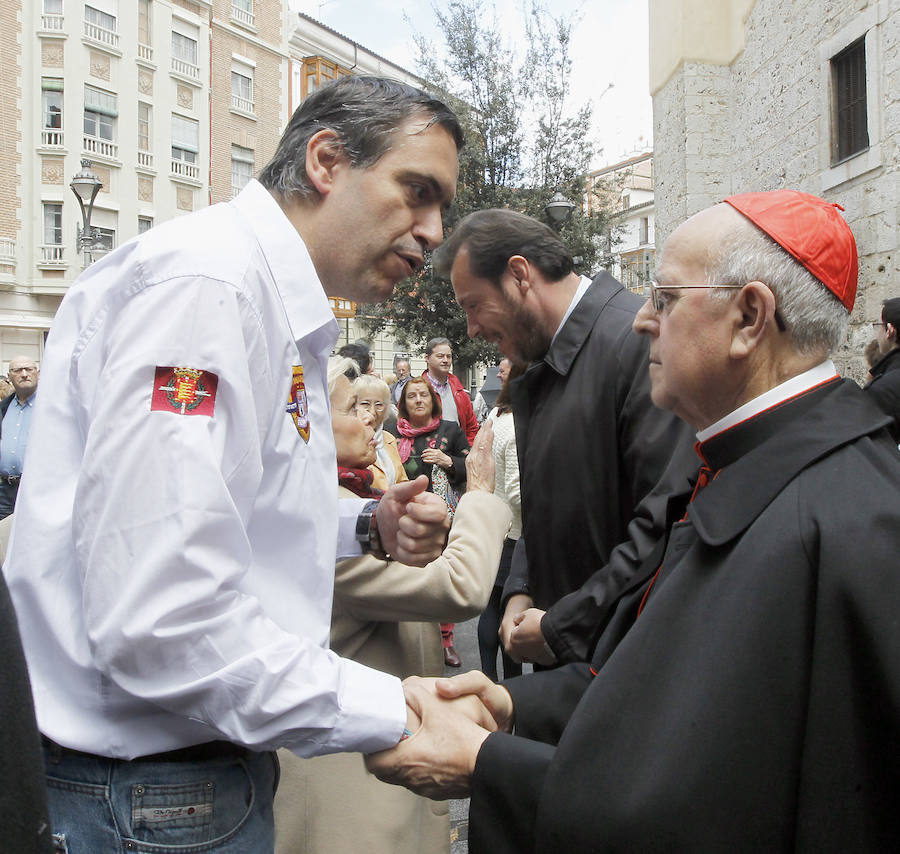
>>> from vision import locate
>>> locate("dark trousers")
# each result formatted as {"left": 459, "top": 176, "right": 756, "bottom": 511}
{"left": 477, "top": 538, "right": 523, "bottom": 682}
{"left": 0, "top": 479, "right": 19, "bottom": 519}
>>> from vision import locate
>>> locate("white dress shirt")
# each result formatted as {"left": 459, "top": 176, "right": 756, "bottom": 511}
{"left": 4, "top": 180, "right": 406, "bottom": 759}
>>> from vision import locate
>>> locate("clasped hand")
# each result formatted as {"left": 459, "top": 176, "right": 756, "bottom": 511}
{"left": 365, "top": 672, "right": 514, "bottom": 799}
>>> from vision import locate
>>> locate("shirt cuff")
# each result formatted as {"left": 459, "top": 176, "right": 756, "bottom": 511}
{"left": 336, "top": 496, "right": 369, "bottom": 560}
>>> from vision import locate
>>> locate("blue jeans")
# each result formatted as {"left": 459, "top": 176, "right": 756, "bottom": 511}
{"left": 43, "top": 742, "right": 278, "bottom": 853}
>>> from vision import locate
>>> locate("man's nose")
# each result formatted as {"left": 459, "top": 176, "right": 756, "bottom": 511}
{"left": 413, "top": 206, "right": 444, "bottom": 251}
{"left": 633, "top": 298, "right": 659, "bottom": 336}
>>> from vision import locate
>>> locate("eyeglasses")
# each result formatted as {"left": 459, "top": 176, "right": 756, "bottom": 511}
{"left": 646, "top": 282, "right": 745, "bottom": 312}
{"left": 647, "top": 282, "right": 786, "bottom": 332}
{"left": 9, "top": 367, "right": 37, "bottom": 375}
{"left": 357, "top": 400, "right": 386, "bottom": 411}
{"left": 871, "top": 322, "right": 888, "bottom": 329}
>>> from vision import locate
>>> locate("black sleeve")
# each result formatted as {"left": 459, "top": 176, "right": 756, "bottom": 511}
{"left": 541, "top": 441, "right": 697, "bottom": 664}
{"left": 500, "top": 535, "right": 529, "bottom": 605}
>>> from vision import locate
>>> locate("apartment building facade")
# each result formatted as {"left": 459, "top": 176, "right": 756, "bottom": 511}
{"left": 587, "top": 151, "right": 655, "bottom": 296}
{"left": 1, "top": 2, "right": 425, "bottom": 378}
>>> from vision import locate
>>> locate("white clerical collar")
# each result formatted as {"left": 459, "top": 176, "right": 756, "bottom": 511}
{"left": 696, "top": 360, "right": 839, "bottom": 442}
{"left": 551, "top": 275, "right": 592, "bottom": 344}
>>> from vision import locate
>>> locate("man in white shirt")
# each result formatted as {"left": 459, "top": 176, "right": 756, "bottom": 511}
{"left": 4, "top": 75, "right": 462, "bottom": 853}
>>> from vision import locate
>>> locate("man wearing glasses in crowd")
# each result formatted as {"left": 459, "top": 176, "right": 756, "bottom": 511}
{"left": 0, "top": 356, "right": 39, "bottom": 518}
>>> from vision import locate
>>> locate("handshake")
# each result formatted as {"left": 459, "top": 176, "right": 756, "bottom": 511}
{"left": 365, "top": 672, "right": 514, "bottom": 799}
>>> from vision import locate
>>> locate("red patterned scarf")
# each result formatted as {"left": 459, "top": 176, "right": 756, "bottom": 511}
{"left": 337, "top": 466, "right": 383, "bottom": 498}
{"left": 396, "top": 416, "right": 441, "bottom": 462}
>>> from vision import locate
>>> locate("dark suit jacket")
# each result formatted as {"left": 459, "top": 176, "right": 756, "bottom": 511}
{"left": 471, "top": 381, "right": 900, "bottom": 853}
{"left": 503, "top": 272, "right": 696, "bottom": 661}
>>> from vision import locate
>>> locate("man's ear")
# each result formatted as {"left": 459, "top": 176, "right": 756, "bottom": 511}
{"left": 304, "top": 129, "right": 347, "bottom": 197}
{"left": 887, "top": 322, "right": 897, "bottom": 342}
{"left": 730, "top": 281, "right": 777, "bottom": 360}
{"left": 505, "top": 255, "right": 531, "bottom": 296}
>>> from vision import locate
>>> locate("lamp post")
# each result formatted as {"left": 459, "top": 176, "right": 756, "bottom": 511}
{"left": 70, "top": 159, "right": 103, "bottom": 267}
{"left": 545, "top": 190, "right": 575, "bottom": 230}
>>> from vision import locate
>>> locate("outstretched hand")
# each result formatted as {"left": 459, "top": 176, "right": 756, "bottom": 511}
{"left": 465, "top": 421, "right": 496, "bottom": 493}
{"left": 377, "top": 476, "right": 450, "bottom": 566}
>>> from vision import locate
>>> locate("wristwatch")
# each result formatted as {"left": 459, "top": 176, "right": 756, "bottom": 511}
{"left": 356, "top": 499, "right": 389, "bottom": 561}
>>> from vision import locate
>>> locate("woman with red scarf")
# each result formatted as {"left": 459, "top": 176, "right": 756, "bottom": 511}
{"left": 392, "top": 376, "right": 471, "bottom": 666}
{"left": 274, "top": 357, "right": 510, "bottom": 854}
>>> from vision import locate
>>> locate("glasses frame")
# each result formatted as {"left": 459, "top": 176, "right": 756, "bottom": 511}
{"left": 647, "top": 281, "right": 787, "bottom": 332}
{"left": 646, "top": 282, "right": 745, "bottom": 312}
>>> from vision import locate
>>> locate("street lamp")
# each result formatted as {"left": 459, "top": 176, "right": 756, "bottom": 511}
{"left": 545, "top": 190, "right": 576, "bottom": 229}
{"left": 70, "top": 159, "right": 103, "bottom": 267}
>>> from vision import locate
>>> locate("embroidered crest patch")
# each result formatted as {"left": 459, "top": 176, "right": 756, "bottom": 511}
{"left": 151, "top": 366, "right": 218, "bottom": 416}
{"left": 286, "top": 365, "right": 310, "bottom": 442}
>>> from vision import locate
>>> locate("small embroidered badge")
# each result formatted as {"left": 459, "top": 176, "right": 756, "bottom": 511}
{"left": 151, "top": 366, "right": 218, "bottom": 416}
{"left": 286, "top": 365, "right": 310, "bottom": 442}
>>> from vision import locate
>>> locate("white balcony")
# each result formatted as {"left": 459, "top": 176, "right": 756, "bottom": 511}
{"left": 39, "top": 244, "right": 66, "bottom": 267}
{"left": 41, "top": 129, "right": 65, "bottom": 148}
{"left": 230, "top": 94, "right": 255, "bottom": 115}
{"left": 171, "top": 57, "right": 200, "bottom": 81}
{"left": 83, "top": 20, "right": 119, "bottom": 50}
{"left": 231, "top": 4, "right": 254, "bottom": 28}
{"left": 171, "top": 159, "right": 199, "bottom": 181}
{"left": 83, "top": 134, "right": 118, "bottom": 160}
{"left": 138, "top": 43, "right": 153, "bottom": 62}
{"left": 41, "top": 13, "right": 64, "bottom": 31}
{"left": 137, "top": 150, "right": 154, "bottom": 169}
{"left": 0, "top": 238, "right": 16, "bottom": 265}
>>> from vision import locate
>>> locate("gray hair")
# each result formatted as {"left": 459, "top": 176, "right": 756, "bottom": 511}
{"left": 258, "top": 76, "right": 464, "bottom": 205}
{"left": 353, "top": 373, "right": 391, "bottom": 402}
{"left": 708, "top": 224, "right": 849, "bottom": 355}
{"left": 326, "top": 356, "right": 359, "bottom": 398}
{"left": 425, "top": 337, "right": 451, "bottom": 356}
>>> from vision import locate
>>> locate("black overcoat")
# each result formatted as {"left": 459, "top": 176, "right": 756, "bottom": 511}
{"left": 472, "top": 380, "right": 900, "bottom": 852}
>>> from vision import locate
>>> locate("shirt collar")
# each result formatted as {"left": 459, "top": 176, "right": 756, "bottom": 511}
{"left": 696, "top": 360, "right": 839, "bottom": 444}
{"left": 230, "top": 180, "right": 338, "bottom": 346}
{"left": 12, "top": 393, "right": 36, "bottom": 409}
{"left": 551, "top": 275, "right": 592, "bottom": 345}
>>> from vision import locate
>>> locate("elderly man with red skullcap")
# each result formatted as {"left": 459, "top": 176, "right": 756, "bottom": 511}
{"left": 366, "top": 190, "right": 900, "bottom": 853}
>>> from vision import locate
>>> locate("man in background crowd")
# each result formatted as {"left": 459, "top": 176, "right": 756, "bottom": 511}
{"left": 391, "top": 358, "right": 412, "bottom": 405}
{"left": 864, "top": 295, "right": 900, "bottom": 442}
{"left": 0, "top": 356, "right": 40, "bottom": 518}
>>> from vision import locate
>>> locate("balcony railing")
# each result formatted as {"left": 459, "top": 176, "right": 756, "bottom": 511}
{"left": 230, "top": 94, "right": 254, "bottom": 115}
{"left": 171, "top": 57, "right": 200, "bottom": 80}
{"left": 83, "top": 20, "right": 119, "bottom": 49}
{"left": 41, "top": 129, "right": 65, "bottom": 147}
{"left": 39, "top": 244, "right": 66, "bottom": 267}
{"left": 231, "top": 4, "right": 254, "bottom": 27}
{"left": 137, "top": 150, "right": 154, "bottom": 169}
{"left": 138, "top": 43, "right": 153, "bottom": 62}
{"left": 41, "top": 13, "right": 64, "bottom": 31}
{"left": 83, "top": 134, "right": 118, "bottom": 160}
{"left": 171, "top": 159, "right": 199, "bottom": 181}
{"left": 0, "top": 238, "right": 16, "bottom": 265}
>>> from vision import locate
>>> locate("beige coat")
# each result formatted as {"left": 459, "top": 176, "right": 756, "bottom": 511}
{"left": 369, "top": 429, "right": 408, "bottom": 492}
{"left": 274, "top": 488, "right": 511, "bottom": 854}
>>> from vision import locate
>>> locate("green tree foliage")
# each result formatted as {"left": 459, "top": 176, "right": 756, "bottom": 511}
{"left": 359, "top": 0, "right": 617, "bottom": 372}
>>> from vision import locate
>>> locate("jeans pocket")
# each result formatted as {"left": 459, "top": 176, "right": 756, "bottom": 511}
{"left": 131, "top": 779, "right": 215, "bottom": 835}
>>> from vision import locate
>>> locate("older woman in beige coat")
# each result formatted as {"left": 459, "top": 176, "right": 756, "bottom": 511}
{"left": 274, "top": 358, "right": 510, "bottom": 854}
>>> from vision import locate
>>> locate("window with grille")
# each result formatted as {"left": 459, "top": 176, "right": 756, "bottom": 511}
{"left": 138, "top": 216, "right": 153, "bottom": 234}
{"left": 84, "top": 85, "right": 117, "bottom": 141}
{"left": 832, "top": 37, "right": 868, "bottom": 163}
{"left": 42, "top": 79, "right": 63, "bottom": 129}
{"left": 231, "top": 145, "right": 254, "bottom": 197}
{"left": 43, "top": 203, "right": 63, "bottom": 245}
{"left": 172, "top": 114, "right": 199, "bottom": 163}
{"left": 172, "top": 32, "right": 198, "bottom": 66}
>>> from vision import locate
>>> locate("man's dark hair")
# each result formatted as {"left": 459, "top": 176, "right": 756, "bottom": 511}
{"left": 433, "top": 209, "right": 574, "bottom": 285}
{"left": 425, "top": 337, "right": 451, "bottom": 357}
{"left": 338, "top": 342, "right": 372, "bottom": 375}
{"left": 882, "top": 297, "right": 900, "bottom": 332}
{"left": 258, "top": 76, "right": 464, "bottom": 204}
